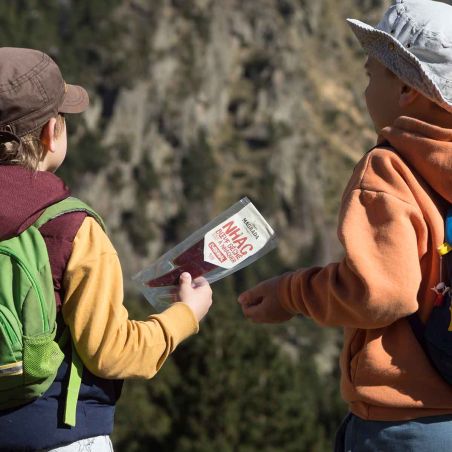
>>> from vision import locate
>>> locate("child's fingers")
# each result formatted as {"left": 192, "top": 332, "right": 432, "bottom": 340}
{"left": 179, "top": 272, "right": 192, "bottom": 284}
{"left": 178, "top": 272, "right": 193, "bottom": 295}
{"left": 238, "top": 291, "right": 249, "bottom": 305}
{"left": 241, "top": 302, "right": 264, "bottom": 322}
{"left": 177, "top": 273, "right": 213, "bottom": 321}
{"left": 192, "top": 276, "right": 209, "bottom": 287}
{"left": 238, "top": 286, "right": 264, "bottom": 307}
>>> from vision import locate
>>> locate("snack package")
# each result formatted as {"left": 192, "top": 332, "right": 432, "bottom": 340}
{"left": 133, "top": 197, "right": 277, "bottom": 312}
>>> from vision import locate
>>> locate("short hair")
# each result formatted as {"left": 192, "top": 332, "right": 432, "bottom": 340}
{"left": 0, "top": 114, "right": 65, "bottom": 170}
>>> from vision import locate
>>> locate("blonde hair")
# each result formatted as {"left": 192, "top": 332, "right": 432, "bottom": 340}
{"left": 0, "top": 114, "right": 66, "bottom": 170}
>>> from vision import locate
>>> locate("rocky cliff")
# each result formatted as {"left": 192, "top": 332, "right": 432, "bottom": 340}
{"left": 67, "top": 0, "right": 388, "bottom": 286}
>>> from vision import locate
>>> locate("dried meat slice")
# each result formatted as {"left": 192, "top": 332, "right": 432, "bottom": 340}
{"left": 146, "top": 258, "right": 218, "bottom": 287}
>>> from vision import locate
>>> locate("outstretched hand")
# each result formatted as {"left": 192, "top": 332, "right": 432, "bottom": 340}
{"left": 238, "top": 276, "right": 293, "bottom": 323}
{"left": 177, "top": 272, "right": 212, "bottom": 322}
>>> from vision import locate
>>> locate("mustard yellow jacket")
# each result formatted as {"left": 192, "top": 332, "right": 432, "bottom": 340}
{"left": 62, "top": 218, "right": 198, "bottom": 379}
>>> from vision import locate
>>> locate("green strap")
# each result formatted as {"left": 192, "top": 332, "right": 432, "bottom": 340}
{"left": 34, "top": 197, "right": 105, "bottom": 231}
{"left": 34, "top": 198, "right": 105, "bottom": 427}
{"left": 64, "top": 341, "right": 84, "bottom": 427}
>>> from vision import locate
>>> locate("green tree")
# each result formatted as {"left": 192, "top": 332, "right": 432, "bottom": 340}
{"left": 114, "top": 268, "right": 346, "bottom": 452}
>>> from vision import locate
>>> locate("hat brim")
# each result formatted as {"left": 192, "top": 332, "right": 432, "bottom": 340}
{"left": 346, "top": 18, "right": 452, "bottom": 113}
{"left": 58, "top": 83, "right": 89, "bottom": 114}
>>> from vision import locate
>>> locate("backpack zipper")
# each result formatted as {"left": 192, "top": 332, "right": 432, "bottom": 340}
{"left": 0, "top": 247, "right": 49, "bottom": 333}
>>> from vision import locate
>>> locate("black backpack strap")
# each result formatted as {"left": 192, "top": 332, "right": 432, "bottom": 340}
{"left": 408, "top": 205, "right": 452, "bottom": 372}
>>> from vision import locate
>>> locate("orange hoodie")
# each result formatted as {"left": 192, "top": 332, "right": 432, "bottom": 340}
{"left": 277, "top": 117, "right": 452, "bottom": 421}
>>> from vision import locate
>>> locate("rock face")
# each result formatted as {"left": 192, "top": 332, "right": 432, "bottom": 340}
{"left": 72, "top": 0, "right": 388, "bottom": 283}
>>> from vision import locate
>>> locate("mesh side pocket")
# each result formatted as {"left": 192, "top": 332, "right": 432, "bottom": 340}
{"left": 23, "top": 331, "right": 64, "bottom": 381}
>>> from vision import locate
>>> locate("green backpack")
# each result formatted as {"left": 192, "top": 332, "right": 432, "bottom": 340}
{"left": 0, "top": 197, "right": 104, "bottom": 426}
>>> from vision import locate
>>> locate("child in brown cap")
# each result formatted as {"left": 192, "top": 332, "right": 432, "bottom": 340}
{"left": 239, "top": 1, "right": 452, "bottom": 450}
{"left": 0, "top": 47, "right": 212, "bottom": 451}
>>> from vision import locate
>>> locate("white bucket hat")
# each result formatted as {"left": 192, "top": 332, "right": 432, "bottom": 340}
{"left": 347, "top": 0, "right": 452, "bottom": 113}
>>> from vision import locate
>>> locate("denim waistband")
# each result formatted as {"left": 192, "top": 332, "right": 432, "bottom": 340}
{"left": 335, "top": 412, "right": 452, "bottom": 452}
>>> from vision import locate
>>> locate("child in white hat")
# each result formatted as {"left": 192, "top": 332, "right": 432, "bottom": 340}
{"left": 238, "top": 1, "right": 452, "bottom": 450}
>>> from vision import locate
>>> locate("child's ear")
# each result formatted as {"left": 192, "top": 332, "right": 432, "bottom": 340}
{"left": 399, "top": 84, "right": 420, "bottom": 108}
{"left": 40, "top": 117, "right": 58, "bottom": 152}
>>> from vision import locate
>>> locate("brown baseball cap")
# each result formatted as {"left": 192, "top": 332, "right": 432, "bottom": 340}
{"left": 0, "top": 47, "right": 89, "bottom": 138}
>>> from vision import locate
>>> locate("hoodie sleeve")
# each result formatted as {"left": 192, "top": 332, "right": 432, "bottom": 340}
{"left": 277, "top": 149, "right": 428, "bottom": 329}
{"left": 62, "top": 217, "right": 199, "bottom": 379}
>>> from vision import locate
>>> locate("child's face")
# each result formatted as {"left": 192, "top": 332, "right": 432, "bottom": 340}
{"left": 364, "top": 57, "right": 404, "bottom": 133}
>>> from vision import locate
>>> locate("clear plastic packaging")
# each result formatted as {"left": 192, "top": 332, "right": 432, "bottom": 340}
{"left": 133, "top": 197, "right": 277, "bottom": 312}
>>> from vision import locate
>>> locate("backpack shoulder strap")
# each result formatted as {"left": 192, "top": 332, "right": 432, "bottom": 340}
{"left": 408, "top": 206, "right": 452, "bottom": 334}
{"left": 32, "top": 197, "right": 105, "bottom": 427}
{"left": 33, "top": 196, "right": 106, "bottom": 231}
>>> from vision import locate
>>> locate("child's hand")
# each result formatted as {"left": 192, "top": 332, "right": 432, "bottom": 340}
{"left": 238, "top": 276, "right": 293, "bottom": 323}
{"left": 177, "top": 272, "right": 212, "bottom": 322}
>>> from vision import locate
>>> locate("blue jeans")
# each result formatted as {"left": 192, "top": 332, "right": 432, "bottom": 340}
{"left": 335, "top": 413, "right": 452, "bottom": 451}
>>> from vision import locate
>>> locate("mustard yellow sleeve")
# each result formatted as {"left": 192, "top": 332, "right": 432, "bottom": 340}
{"left": 62, "top": 217, "right": 199, "bottom": 379}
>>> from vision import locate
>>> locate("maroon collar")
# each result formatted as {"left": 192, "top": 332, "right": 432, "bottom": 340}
{"left": 0, "top": 165, "right": 70, "bottom": 239}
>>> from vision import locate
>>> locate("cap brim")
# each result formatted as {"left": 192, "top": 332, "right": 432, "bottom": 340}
{"left": 59, "top": 84, "right": 89, "bottom": 114}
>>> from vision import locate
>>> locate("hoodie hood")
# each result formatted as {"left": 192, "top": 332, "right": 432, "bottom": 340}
{"left": 380, "top": 116, "right": 452, "bottom": 203}
{"left": 0, "top": 165, "right": 69, "bottom": 240}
